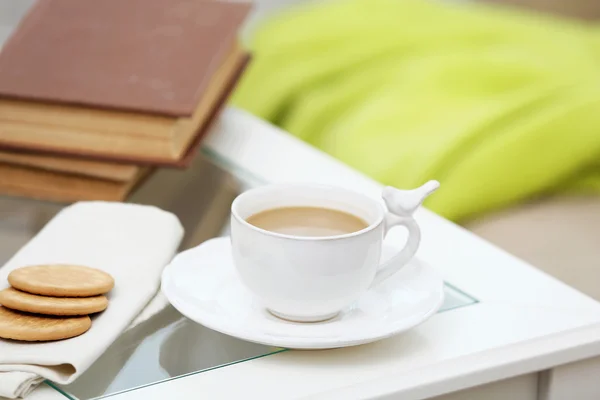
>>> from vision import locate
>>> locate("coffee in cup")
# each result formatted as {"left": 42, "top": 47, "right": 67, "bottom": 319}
{"left": 245, "top": 206, "right": 369, "bottom": 237}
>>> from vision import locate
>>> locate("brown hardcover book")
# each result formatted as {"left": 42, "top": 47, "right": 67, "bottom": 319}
{"left": 0, "top": 163, "right": 150, "bottom": 203}
{"left": 0, "top": 151, "right": 139, "bottom": 182}
{"left": 0, "top": 0, "right": 251, "bottom": 116}
{"left": 0, "top": 0, "right": 251, "bottom": 165}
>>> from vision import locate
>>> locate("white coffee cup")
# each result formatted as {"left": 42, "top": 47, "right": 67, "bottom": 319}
{"left": 230, "top": 182, "right": 439, "bottom": 322}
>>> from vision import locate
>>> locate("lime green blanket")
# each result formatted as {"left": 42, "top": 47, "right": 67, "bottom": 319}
{"left": 232, "top": 0, "right": 600, "bottom": 221}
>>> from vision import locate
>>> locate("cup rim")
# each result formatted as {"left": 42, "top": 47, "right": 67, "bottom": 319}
{"left": 230, "top": 183, "right": 384, "bottom": 241}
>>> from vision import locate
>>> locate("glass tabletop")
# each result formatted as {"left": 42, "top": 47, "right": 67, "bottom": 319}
{"left": 0, "top": 148, "right": 477, "bottom": 400}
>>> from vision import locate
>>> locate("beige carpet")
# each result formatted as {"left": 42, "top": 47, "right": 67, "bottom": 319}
{"left": 467, "top": 196, "right": 600, "bottom": 301}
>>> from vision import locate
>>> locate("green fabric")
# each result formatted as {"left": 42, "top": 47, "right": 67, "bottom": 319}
{"left": 232, "top": 0, "right": 600, "bottom": 221}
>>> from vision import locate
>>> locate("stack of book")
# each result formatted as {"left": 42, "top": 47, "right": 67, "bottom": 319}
{"left": 0, "top": 0, "right": 251, "bottom": 202}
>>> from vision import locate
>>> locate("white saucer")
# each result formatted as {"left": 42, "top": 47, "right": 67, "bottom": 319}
{"left": 161, "top": 237, "right": 444, "bottom": 349}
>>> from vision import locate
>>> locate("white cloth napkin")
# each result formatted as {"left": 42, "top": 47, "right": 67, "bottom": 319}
{"left": 0, "top": 202, "right": 184, "bottom": 399}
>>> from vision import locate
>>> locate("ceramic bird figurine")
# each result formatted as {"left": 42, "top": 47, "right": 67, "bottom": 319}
{"left": 382, "top": 180, "right": 440, "bottom": 217}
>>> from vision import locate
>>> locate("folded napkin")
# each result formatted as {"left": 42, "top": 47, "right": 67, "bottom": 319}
{"left": 0, "top": 202, "right": 184, "bottom": 399}
{"left": 232, "top": 0, "right": 600, "bottom": 221}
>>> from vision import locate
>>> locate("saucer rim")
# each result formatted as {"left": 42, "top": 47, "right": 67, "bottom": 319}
{"left": 161, "top": 237, "right": 445, "bottom": 349}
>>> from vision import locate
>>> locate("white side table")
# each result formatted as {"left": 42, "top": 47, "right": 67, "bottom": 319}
{"left": 5, "top": 108, "right": 600, "bottom": 400}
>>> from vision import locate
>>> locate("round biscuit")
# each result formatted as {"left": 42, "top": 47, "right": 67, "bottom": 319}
{"left": 8, "top": 264, "right": 114, "bottom": 297}
{"left": 0, "top": 306, "right": 91, "bottom": 341}
{"left": 0, "top": 288, "right": 108, "bottom": 316}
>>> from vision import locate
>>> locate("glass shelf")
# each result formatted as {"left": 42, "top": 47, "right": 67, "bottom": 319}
{"left": 39, "top": 151, "right": 478, "bottom": 400}
{"left": 0, "top": 150, "right": 478, "bottom": 400}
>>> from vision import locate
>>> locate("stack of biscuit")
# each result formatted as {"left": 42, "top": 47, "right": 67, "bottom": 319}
{"left": 0, "top": 264, "right": 114, "bottom": 342}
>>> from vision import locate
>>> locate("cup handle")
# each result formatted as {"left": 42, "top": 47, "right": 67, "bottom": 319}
{"left": 370, "top": 181, "right": 439, "bottom": 288}
{"left": 370, "top": 213, "right": 421, "bottom": 288}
